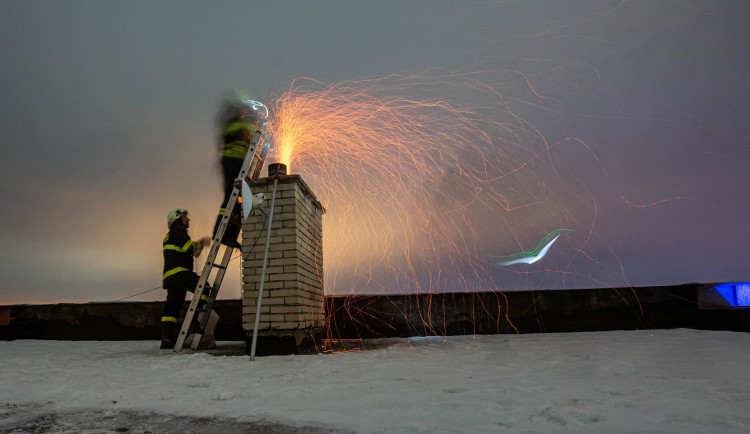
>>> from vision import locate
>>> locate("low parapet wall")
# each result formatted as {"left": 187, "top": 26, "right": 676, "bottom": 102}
{"left": 0, "top": 300, "right": 244, "bottom": 341}
{"left": 2, "top": 284, "right": 748, "bottom": 341}
{"left": 327, "top": 284, "right": 750, "bottom": 338}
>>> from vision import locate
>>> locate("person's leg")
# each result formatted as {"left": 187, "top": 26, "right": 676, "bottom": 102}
{"left": 213, "top": 157, "right": 244, "bottom": 247}
{"left": 175, "top": 272, "right": 212, "bottom": 333}
{"left": 160, "top": 286, "right": 187, "bottom": 349}
{"left": 182, "top": 272, "right": 211, "bottom": 310}
{"left": 184, "top": 273, "right": 217, "bottom": 349}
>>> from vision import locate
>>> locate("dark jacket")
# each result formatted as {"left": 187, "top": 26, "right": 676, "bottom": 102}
{"left": 162, "top": 224, "right": 196, "bottom": 287}
{"left": 220, "top": 115, "right": 258, "bottom": 160}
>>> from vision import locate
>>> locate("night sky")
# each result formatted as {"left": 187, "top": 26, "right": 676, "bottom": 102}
{"left": 1, "top": 0, "right": 748, "bottom": 304}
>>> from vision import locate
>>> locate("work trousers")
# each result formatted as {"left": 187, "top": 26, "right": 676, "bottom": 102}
{"left": 162, "top": 271, "right": 210, "bottom": 323}
{"left": 213, "top": 157, "right": 244, "bottom": 243}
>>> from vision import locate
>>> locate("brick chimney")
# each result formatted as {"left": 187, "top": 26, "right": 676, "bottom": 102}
{"left": 241, "top": 173, "right": 325, "bottom": 355}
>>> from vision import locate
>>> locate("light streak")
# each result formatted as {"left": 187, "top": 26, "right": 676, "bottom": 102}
{"left": 499, "top": 235, "right": 559, "bottom": 266}
{"left": 246, "top": 99, "right": 269, "bottom": 120}
{"left": 494, "top": 228, "right": 573, "bottom": 266}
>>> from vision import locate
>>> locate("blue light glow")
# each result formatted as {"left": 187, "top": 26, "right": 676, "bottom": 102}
{"left": 711, "top": 282, "right": 750, "bottom": 307}
{"left": 736, "top": 284, "right": 750, "bottom": 306}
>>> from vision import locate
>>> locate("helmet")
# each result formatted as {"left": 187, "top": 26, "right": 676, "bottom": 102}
{"left": 167, "top": 208, "right": 188, "bottom": 229}
{"left": 226, "top": 90, "right": 252, "bottom": 107}
{"left": 224, "top": 90, "right": 269, "bottom": 122}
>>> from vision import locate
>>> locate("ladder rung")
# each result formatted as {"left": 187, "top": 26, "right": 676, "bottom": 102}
{"left": 212, "top": 263, "right": 227, "bottom": 270}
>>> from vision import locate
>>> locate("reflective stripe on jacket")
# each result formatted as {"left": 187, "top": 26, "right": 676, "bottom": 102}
{"left": 220, "top": 117, "right": 258, "bottom": 160}
{"left": 162, "top": 225, "right": 194, "bottom": 283}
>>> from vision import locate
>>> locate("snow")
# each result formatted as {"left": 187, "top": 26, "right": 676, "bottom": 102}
{"left": 2, "top": 329, "right": 749, "bottom": 433}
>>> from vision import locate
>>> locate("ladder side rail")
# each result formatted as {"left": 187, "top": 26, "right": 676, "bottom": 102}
{"left": 235, "top": 130, "right": 264, "bottom": 183}
{"left": 201, "top": 146, "right": 264, "bottom": 309}
{"left": 205, "top": 247, "right": 234, "bottom": 314}
{"left": 187, "top": 147, "right": 263, "bottom": 351}
{"left": 174, "top": 183, "right": 243, "bottom": 352}
{"left": 189, "top": 147, "right": 266, "bottom": 351}
{"left": 173, "top": 254, "right": 215, "bottom": 351}
{"left": 196, "top": 151, "right": 263, "bottom": 320}
{"left": 173, "top": 130, "right": 263, "bottom": 352}
{"left": 213, "top": 129, "right": 263, "bottom": 250}
{"left": 252, "top": 141, "right": 271, "bottom": 179}
{"left": 189, "top": 246, "right": 235, "bottom": 350}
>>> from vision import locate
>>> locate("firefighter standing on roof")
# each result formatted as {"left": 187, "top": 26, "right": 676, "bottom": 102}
{"left": 161, "top": 208, "right": 211, "bottom": 349}
{"left": 213, "top": 92, "right": 264, "bottom": 248}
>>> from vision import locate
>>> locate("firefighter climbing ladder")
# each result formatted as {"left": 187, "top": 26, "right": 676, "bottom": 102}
{"left": 173, "top": 129, "right": 269, "bottom": 352}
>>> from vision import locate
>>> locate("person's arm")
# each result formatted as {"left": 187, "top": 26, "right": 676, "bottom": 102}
{"left": 192, "top": 236, "right": 211, "bottom": 257}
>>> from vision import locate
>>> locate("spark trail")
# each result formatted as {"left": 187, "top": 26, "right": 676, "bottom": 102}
{"left": 266, "top": 71, "right": 600, "bottom": 296}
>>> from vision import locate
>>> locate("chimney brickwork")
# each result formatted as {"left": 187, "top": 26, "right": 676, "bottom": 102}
{"left": 241, "top": 174, "right": 325, "bottom": 345}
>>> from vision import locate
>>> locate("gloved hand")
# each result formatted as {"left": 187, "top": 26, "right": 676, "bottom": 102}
{"left": 192, "top": 236, "right": 212, "bottom": 257}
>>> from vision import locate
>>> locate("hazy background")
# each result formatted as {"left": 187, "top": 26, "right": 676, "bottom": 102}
{"left": 1, "top": 0, "right": 748, "bottom": 304}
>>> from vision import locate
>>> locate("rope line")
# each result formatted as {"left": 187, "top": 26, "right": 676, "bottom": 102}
{"left": 113, "top": 209, "right": 269, "bottom": 302}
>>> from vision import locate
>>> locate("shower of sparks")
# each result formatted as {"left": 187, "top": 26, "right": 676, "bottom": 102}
{"left": 265, "top": 71, "right": 602, "bottom": 297}
{"left": 494, "top": 229, "right": 573, "bottom": 266}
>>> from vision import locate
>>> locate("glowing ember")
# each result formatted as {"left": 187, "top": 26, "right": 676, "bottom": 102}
{"left": 266, "top": 72, "right": 601, "bottom": 296}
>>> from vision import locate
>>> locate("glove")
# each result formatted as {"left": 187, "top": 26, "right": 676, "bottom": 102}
{"left": 192, "top": 236, "right": 212, "bottom": 257}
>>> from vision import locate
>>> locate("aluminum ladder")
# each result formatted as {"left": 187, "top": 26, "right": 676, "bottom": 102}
{"left": 173, "top": 129, "right": 270, "bottom": 352}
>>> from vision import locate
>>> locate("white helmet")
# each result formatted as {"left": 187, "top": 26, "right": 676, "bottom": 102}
{"left": 167, "top": 208, "right": 188, "bottom": 229}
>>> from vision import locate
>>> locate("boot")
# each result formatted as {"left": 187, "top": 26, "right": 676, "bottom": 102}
{"left": 198, "top": 310, "right": 219, "bottom": 350}
{"left": 160, "top": 322, "right": 177, "bottom": 349}
{"left": 188, "top": 315, "right": 204, "bottom": 335}
{"left": 213, "top": 214, "right": 241, "bottom": 249}
{"left": 222, "top": 219, "right": 242, "bottom": 249}
{"left": 185, "top": 310, "right": 217, "bottom": 350}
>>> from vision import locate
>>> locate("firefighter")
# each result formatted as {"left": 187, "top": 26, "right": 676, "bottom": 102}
{"left": 212, "top": 91, "right": 263, "bottom": 248}
{"left": 161, "top": 208, "right": 211, "bottom": 349}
